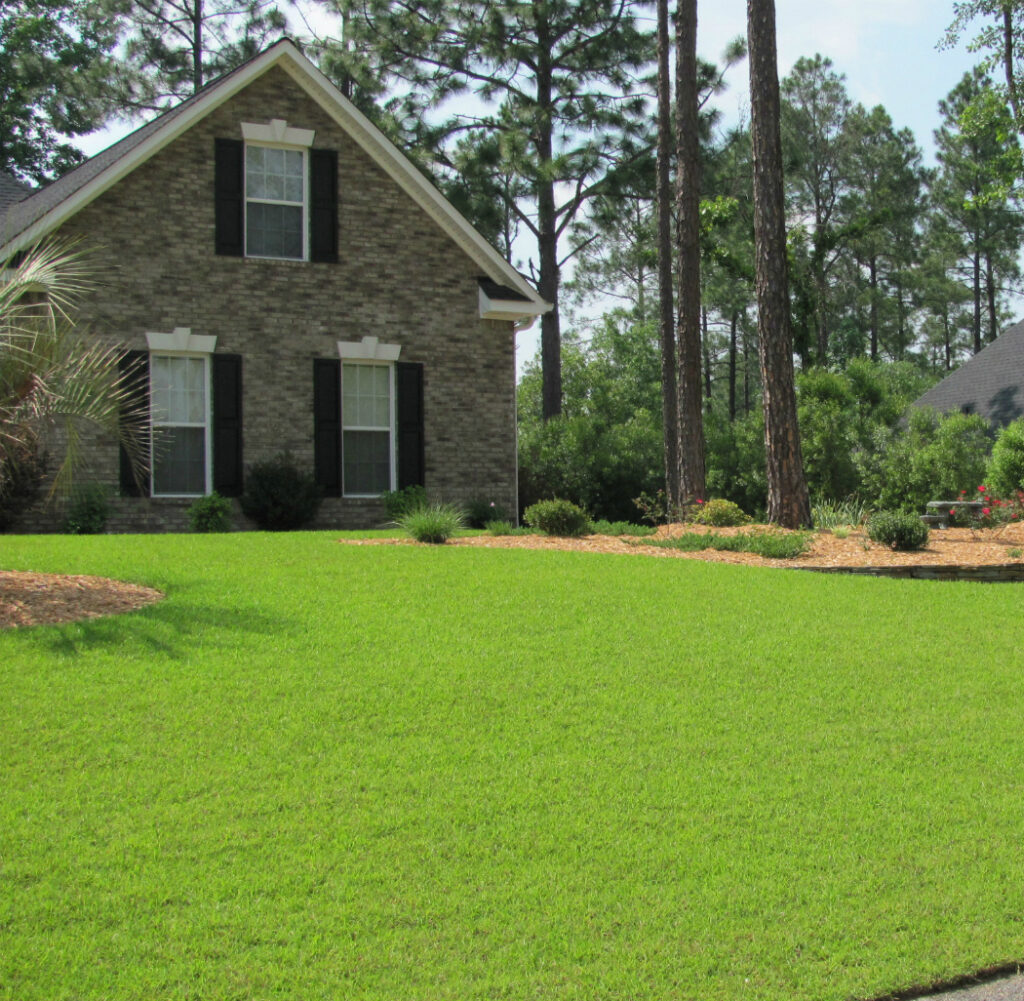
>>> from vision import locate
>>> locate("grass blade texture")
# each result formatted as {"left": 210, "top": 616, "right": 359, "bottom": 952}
{"left": 2, "top": 532, "right": 1024, "bottom": 1000}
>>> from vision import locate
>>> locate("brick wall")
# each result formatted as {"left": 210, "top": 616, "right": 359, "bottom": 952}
{"left": 16, "top": 65, "right": 519, "bottom": 533}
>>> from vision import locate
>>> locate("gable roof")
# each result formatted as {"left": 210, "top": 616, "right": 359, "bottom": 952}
{"left": 0, "top": 174, "right": 33, "bottom": 214}
{"left": 913, "top": 319, "right": 1024, "bottom": 428}
{"left": 0, "top": 39, "right": 549, "bottom": 320}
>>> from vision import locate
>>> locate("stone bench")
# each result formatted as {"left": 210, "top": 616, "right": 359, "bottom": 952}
{"left": 923, "top": 500, "right": 985, "bottom": 529}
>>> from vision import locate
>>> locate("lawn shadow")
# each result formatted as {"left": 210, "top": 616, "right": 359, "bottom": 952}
{"left": 31, "top": 592, "right": 295, "bottom": 660}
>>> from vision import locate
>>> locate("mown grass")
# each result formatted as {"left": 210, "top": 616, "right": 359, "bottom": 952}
{"left": 2, "top": 532, "right": 1024, "bottom": 1001}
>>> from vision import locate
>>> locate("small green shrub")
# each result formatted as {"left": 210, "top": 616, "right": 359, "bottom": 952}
{"left": 988, "top": 418, "right": 1024, "bottom": 498}
{"left": 188, "top": 492, "right": 233, "bottom": 533}
{"left": 591, "top": 519, "right": 656, "bottom": 537}
{"left": 63, "top": 483, "right": 110, "bottom": 534}
{"left": 240, "top": 454, "right": 323, "bottom": 531}
{"left": 399, "top": 502, "right": 464, "bottom": 543}
{"left": 463, "top": 497, "right": 508, "bottom": 529}
{"left": 690, "top": 498, "right": 751, "bottom": 527}
{"left": 381, "top": 484, "right": 427, "bottom": 521}
{"left": 832, "top": 526, "right": 851, "bottom": 540}
{"left": 867, "top": 510, "right": 930, "bottom": 551}
{"left": 0, "top": 441, "right": 47, "bottom": 532}
{"left": 485, "top": 520, "right": 531, "bottom": 536}
{"left": 644, "top": 529, "right": 811, "bottom": 559}
{"left": 523, "top": 498, "right": 591, "bottom": 537}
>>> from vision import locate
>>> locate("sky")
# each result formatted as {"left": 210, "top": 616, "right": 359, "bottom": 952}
{"left": 74, "top": 1, "right": 989, "bottom": 373}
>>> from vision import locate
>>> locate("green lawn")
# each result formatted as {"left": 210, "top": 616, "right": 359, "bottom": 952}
{"left": 2, "top": 532, "right": 1023, "bottom": 1001}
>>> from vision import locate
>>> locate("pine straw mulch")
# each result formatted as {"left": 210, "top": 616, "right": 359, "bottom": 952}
{"left": 0, "top": 572, "right": 164, "bottom": 631}
{"left": 5, "top": 523, "right": 1023, "bottom": 631}
{"left": 345, "top": 521, "right": 1024, "bottom": 571}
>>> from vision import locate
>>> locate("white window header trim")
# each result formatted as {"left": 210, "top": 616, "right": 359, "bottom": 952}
{"left": 241, "top": 119, "right": 315, "bottom": 147}
{"left": 146, "top": 327, "right": 217, "bottom": 353}
{"left": 337, "top": 336, "right": 402, "bottom": 362}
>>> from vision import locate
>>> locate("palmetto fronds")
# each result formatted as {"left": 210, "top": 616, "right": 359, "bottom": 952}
{"left": 0, "top": 240, "right": 148, "bottom": 502}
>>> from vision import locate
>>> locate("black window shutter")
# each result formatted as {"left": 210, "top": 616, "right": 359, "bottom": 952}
{"left": 309, "top": 149, "right": 338, "bottom": 263}
{"left": 314, "top": 358, "right": 342, "bottom": 496}
{"left": 396, "top": 362, "right": 425, "bottom": 489}
{"left": 212, "top": 354, "right": 243, "bottom": 497}
{"left": 215, "top": 138, "right": 244, "bottom": 256}
{"left": 119, "top": 350, "right": 150, "bottom": 497}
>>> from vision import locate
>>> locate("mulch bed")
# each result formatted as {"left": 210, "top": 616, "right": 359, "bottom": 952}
{"left": 5, "top": 522, "right": 1022, "bottom": 630}
{"left": 0, "top": 572, "right": 163, "bottom": 630}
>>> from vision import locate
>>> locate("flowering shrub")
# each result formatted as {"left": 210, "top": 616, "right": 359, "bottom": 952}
{"left": 947, "top": 485, "right": 1024, "bottom": 528}
{"left": 868, "top": 510, "right": 929, "bottom": 550}
{"left": 688, "top": 497, "right": 752, "bottom": 527}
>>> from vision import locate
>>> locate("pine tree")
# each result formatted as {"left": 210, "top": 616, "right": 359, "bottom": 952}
{"left": 328, "top": 0, "right": 656, "bottom": 420}
{"left": 746, "top": 0, "right": 810, "bottom": 528}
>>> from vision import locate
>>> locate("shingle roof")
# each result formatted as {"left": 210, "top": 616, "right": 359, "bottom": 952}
{"left": 914, "top": 319, "right": 1024, "bottom": 428}
{"left": 0, "top": 63, "right": 247, "bottom": 246}
{"left": 0, "top": 173, "right": 33, "bottom": 216}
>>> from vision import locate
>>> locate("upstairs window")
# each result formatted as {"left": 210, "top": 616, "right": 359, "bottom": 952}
{"left": 245, "top": 145, "right": 306, "bottom": 259}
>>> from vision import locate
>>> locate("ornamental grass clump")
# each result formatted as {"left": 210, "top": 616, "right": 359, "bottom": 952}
{"left": 399, "top": 502, "right": 464, "bottom": 544}
{"left": 523, "top": 499, "right": 591, "bottom": 537}
{"left": 868, "top": 510, "right": 929, "bottom": 551}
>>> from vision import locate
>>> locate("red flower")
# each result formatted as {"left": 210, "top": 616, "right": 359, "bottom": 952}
{"left": 950, "top": 508, "right": 956, "bottom": 516}
{"left": 983, "top": 507, "right": 991, "bottom": 516}
{"left": 979, "top": 485, "right": 987, "bottom": 492}
{"left": 696, "top": 498, "right": 704, "bottom": 504}
{"left": 960, "top": 489, "right": 967, "bottom": 496}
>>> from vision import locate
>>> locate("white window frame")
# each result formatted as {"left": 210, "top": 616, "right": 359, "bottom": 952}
{"left": 341, "top": 361, "right": 396, "bottom": 498}
{"left": 149, "top": 352, "right": 212, "bottom": 498}
{"left": 243, "top": 142, "right": 309, "bottom": 262}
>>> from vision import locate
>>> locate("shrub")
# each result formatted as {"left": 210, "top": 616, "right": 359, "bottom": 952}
{"left": 485, "top": 520, "right": 531, "bottom": 536}
{"left": 867, "top": 510, "right": 930, "bottom": 551}
{"left": 240, "top": 454, "right": 323, "bottom": 530}
{"left": 690, "top": 498, "right": 751, "bottom": 527}
{"left": 988, "top": 418, "right": 1024, "bottom": 498}
{"left": 63, "top": 483, "right": 110, "bottom": 534}
{"left": 399, "top": 502, "right": 464, "bottom": 543}
{"left": 0, "top": 441, "right": 46, "bottom": 532}
{"left": 188, "top": 492, "right": 233, "bottom": 533}
{"left": 463, "top": 497, "right": 509, "bottom": 529}
{"left": 523, "top": 498, "right": 591, "bottom": 537}
{"left": 380, "top": 484, "right": 427, "bottom": 521}
{"left": 645, "top": 530, "right": 811, "bottom": 559}
{"left": 590, "top": 519, "right": 656, "bottom": 537}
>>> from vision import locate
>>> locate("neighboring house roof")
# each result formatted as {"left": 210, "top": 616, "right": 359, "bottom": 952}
{"left": 0, "top": 38, "right": 550, "bottom": 323}
{"left": 914, "top": 319, "right": 1024, "bottom": 428}
{"left": 0, "top": 174, "right": 33, "bottom": 215}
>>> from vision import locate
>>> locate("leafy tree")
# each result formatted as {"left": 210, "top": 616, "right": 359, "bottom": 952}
{"left": 840, "top": 104, "right": 925, "bottom": 362}
{"left": 780, "top": 54, "right": 850, "bottom": 364}
{"left": 1, "top": 241, "right": 148, "bottom": 508}
{"left": 746, "top": 0, "right": 811, "bottom": 527}
{"left": 328, "top": 0, "right": 656, "bottom": 420}
{"left": 932, "top": 68, "right": 1023, "bottom": 354}
{"left": 0, "top": 0, "right": 119, "bottom": 182}
{"left": 108, "top": 0, "right": 286, "bottom": 113}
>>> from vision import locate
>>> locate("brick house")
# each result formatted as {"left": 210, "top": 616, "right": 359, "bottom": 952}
{"left": 0, "top": 39, "right": 549, "bottom": 532}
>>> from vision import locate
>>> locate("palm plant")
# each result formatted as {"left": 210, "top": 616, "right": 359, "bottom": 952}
{"left": 0, "top": 240, "right": 148, "bottom": 509}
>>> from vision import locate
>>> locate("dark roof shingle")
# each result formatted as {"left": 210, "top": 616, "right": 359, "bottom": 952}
{"left": 914, "top": 319, "right": 1024, "bottom": 428}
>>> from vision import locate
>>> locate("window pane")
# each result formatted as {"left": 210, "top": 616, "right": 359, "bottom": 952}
{"left": 343, "top": 363, "right": 391, "bottom": 428}
{"left": 247, "top": 203, "right": 303, "bottom": 258}
{"left": 153, "top": 426, "right": 206, "bottom": 495}
{"left": 151, "top": 356, "right": 206, "bottom": 424}
{"left": 343, "top": 430, "right": 390, "bottom": 494}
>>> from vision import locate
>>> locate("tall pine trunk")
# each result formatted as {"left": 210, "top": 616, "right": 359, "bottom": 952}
{"left": 868, "top": 256, "right": 878, "bottom": 361}
{"left": 674, "top": 0, "right": 706, "bottom": 504}
{"left": 972, "top": 248, "right": 982, "bottom": 354}
{"left": 655, "top": 0, "right": 679, "bottom": 509}
{"left": 985, "top": 252, "right": 998, "bottom": 343}
{"left": 728, "top": 311, "right": 738, "bottom": 421}
{"left": 747, "top": 0, "right": 811, "bottom": 529}
{"left": 536, "top": 19, "right": 562, "bottom": 420}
